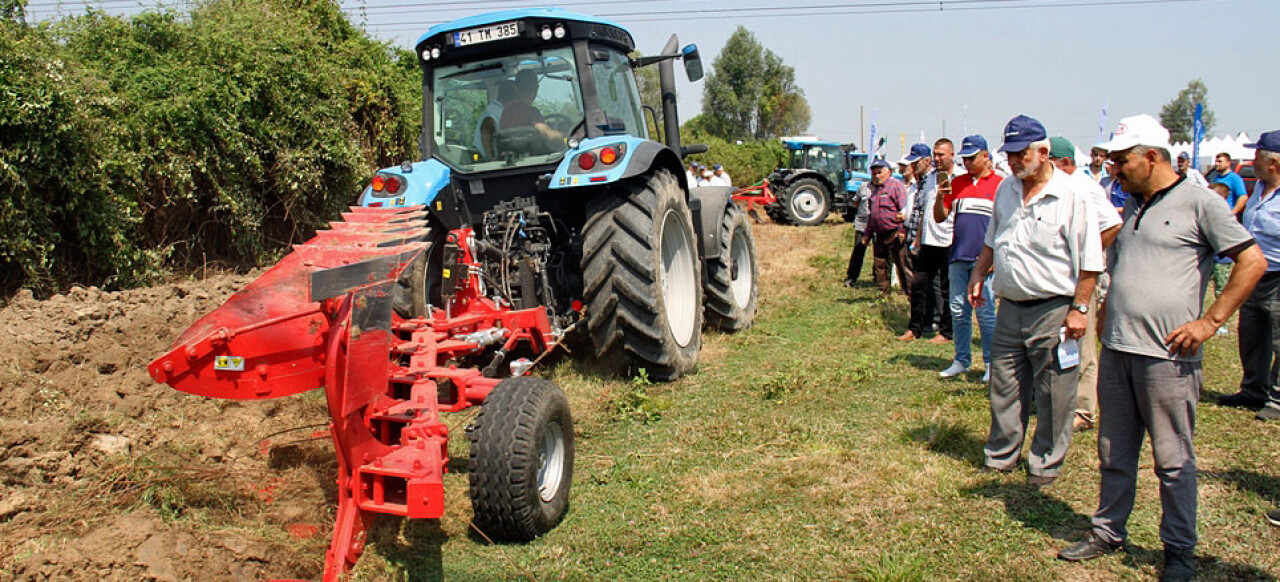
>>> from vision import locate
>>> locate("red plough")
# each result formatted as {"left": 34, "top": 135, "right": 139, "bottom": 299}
{"left": 731, "top": 179, "right": 775, "bottom": 222}
{"left": 148, "top": 205, "right": 570, "bottom": 581}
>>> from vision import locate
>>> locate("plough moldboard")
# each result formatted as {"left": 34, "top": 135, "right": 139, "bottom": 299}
{"left": 148, "top": 205, "right": 567, "bottom": 581}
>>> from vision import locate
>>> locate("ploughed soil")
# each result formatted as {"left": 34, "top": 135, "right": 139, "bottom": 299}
{"left": 0, "top": 221, "right": 832, "bottom": 581}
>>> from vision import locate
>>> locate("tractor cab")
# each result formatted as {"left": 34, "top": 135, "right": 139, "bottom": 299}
{"left": 420, "top": 13, "right": 649, "bottom": 173}
{"left": 782, "top": 140, "right": 845, "bottom": 187}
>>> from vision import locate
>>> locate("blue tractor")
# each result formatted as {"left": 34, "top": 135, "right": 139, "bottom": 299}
{"left": 765, "top": 140, "right": 872, "bottom": 226}
{"left": 356, "top": 8, "right": 759, "bottom": 383}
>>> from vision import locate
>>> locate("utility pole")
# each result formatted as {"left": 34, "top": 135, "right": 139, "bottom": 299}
{"left": 942, "top": 119, "right": 947, "bottom": 138}
{"left": 860, "top": 106, "right": 865, "bottom": 151}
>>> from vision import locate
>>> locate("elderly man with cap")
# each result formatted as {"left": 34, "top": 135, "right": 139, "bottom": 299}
{"left": 900, "top": 141, "right": 955, "bottom": 343}
{"left": 968, "top": 115, "right": 1104, "bottom": 487}
{"left": 710, "top": 164, "right": 732, "bottom": 187}
{"left": 1057, "top": 115, "right": 1264, "bottom": 582}
{"left": 861, "top": 158, "right": 911, "bottom": 295}
{"left": 893, "top": 143, "right": 932, "bottom": 327}
{"left": 1049, "top": 136, "right": 1124, "bottom": 432}
{"left": 1224, "top": 131, "right": 1280, "bottom": 421}
{"left": 1176, "top": 152, "right": 1208, "bottom": 187}
{"left": 933, "top": 135, "right": 999, "bottom": 381}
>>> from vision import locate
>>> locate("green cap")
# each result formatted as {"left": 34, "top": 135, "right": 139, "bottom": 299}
{"left": 1048, "top": 136, "right": 1075, "bottom": 160}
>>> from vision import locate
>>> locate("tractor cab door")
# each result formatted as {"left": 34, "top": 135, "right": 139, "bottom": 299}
{"left": 584, "top": 47, "right": 648, "bottom": 140}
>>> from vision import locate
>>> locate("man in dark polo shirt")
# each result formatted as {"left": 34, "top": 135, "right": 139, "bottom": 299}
{"left": 1057, "top": 115, "right": 1265, "bottom": 582}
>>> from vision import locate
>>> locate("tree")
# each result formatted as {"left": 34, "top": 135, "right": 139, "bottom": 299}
{"left": 1160, "top": 79, "right": 1215, "bottom": 143}
{"left": 700, "top": 27, "right": 808, "bottom": 141}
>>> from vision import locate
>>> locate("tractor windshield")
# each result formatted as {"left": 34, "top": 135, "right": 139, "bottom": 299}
{"left": 589, "top": 48, "right": 647, "bottom": 139}
{"left": 431, "top": 46, "right": 584, "bottom": 173}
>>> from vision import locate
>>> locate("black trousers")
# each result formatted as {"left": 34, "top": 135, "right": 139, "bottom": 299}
{"left": 846, "top": 231, "right": 868, "bottom": 282}
{"left": 908, "top": 243, "right": 952, "bottom": 338}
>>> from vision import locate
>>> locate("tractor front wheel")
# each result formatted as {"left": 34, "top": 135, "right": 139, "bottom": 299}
{"left": 468, "top": 376, "right": 574, "bottom": 542}
{"left": 703, "top": 203, "right": 758, "bottom": 332}
{"left": 582, "top": 169, "right": 702, "bottom": 381}
{"left": 781, "top": 177, "right": 830, "bottom": 226}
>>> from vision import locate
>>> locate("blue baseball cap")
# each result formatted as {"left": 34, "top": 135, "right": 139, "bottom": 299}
{"left": 902, "top": 143, "right": 932, "bottom": 163}
{"left": 713, "top": 164, "right": 723, "bottom": 170}
{"left": 998, "top": 115, "right": 1048, "bottom": 153}
{"left": 870, "top": 157, "right": 892, "bottom": 170}
{"left": 957, "top": 135, "right": 989, "bottom": 157}
{"left": 1245, "top": 130, "right": 1280, "bottom": 153}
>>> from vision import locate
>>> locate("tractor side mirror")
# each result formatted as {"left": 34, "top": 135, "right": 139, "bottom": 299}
{"left": 681, "top": 44, "right": 703, "bottom": 82}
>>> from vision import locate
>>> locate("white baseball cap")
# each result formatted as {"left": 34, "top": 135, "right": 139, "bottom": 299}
{"left": 1095, "top": 114, "right": 1171, "bottom": 152}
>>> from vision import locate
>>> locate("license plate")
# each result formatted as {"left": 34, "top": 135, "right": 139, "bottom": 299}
{"left": 454, "top": 22, "right": 520, "bottom": 47}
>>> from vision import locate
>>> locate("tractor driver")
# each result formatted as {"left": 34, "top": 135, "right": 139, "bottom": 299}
{"left": 499, "top": 69, "right": 564, "bottom": 147}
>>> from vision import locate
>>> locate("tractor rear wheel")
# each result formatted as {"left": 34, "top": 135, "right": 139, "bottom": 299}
{"left": 703, "top": 203, "right": 758, "bottom": 332}
{"left": 582, "top": 169, "right": 702, "bottom": 381}
{"left": 392, "top": 228, "right": 445, "bottom": 319}
{"left": 468, "top": 376, "right": 574, "bottom": 542}
{"left": 781, "top": 177, "right": 830, "bottom": 226}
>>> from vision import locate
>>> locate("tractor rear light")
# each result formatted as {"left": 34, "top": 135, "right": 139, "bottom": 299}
{"left": 600, "top": 147, "right": 617, "bottom": 165}
{"left": 571, "top": 300, "right": 583, "bottom": 312}
{"left": 578, "top": 152, "right": 596, "bottom": 171}
{"left": 371, "top": 175, "right": 385, "bottom": 192}
{"left": 385, "top": 176, "right": 402, "bottom": 194}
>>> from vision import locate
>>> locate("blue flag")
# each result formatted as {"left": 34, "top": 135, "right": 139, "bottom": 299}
{"left": 868, "top": 109, "right": 878, "bottom": 157}
{"left": 1192, "top": 103, "right": 1204, "bottom": 164}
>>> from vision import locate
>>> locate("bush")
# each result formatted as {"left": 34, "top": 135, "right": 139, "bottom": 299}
{"left": 679, "top": 126, "right": 787, "bottom": 188}
{"left": 0, "top": 0, "right": 422, "bottom": 294}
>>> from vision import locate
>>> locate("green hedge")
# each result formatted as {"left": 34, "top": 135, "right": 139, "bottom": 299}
{"left": 679, "top": 130, "right": 787, "bottom": 189}
{"left": 0, "top": 0, "right": 420, "bottom": 294}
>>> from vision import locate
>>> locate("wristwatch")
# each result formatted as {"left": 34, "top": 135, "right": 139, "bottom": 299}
{"left": 1071, "top": 303, "right": 1089, "bottom": 314}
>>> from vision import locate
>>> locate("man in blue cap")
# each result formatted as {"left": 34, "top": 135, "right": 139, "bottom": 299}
{"left": 861, "top": 157, "right": 911, "bottom": 295}
{"left": 934, "top": 135, "right": 999, "bottom": 382}
{"left": 897, "top": 143, "right": 942, "bottom": 341}
{"left": 1059, "top": 115, "right": 1264, "bottom": 582}
{"left": 968, "top": 115, "right": 1104, "bottom": 488}
{"left": 1226, "top": 130, "right": 1280, "bottom": 418}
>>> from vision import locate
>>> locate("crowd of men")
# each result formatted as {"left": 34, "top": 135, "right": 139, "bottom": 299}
{"left": 685, "top": 162, "right": 733, "bottom": 187}
{"left": 840, "top": 113, "right": 1280, "bottom": 582}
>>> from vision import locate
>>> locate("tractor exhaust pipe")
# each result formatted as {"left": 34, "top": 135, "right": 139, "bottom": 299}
{"left": 657, "top": 34, "right": 681, "bottom": 156}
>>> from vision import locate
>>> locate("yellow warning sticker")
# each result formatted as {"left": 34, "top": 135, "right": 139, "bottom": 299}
{"left": 214, "top": 356, "right": 245, "bottom": 371}
{"left": 436, "top": 201, "right": 443, "bottom": 211}
{"left": 442, "top": 268, "right": 452, "bottom": 279}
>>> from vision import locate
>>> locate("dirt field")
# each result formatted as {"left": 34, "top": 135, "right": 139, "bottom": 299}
{"left": 0, "top": 222, "right": 832, "bottom": 581}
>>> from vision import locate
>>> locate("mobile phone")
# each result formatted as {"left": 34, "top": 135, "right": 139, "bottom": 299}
{"left": 937, "top": 170, "right": 951, "bottom": 188}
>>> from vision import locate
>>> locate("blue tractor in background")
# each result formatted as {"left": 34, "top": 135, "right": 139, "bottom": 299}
{"left": 764, "top": 140, "right": 871, "bottom": 226}
{"left": 356, "top": 8, "right": 759, "bottom": 383}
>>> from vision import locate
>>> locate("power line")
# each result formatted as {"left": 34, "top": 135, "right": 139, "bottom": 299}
{"left": 361, "top": 0, "right": 1207, "bottom": 33}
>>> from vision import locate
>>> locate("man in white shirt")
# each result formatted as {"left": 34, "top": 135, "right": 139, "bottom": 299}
{"left": 1176, "top": 152, "right": 1209, "bottom": 187}
{"left": 710, "top": 164, "right": 733, "bottom": 187}
{"left": 1049, "top": 137, "right": 1124, "bottom": 432}
{"left": 969, "top": 115, "right": 1104, "bottom": 487}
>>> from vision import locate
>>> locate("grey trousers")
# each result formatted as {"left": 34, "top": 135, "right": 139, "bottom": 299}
{"left": 1092, "top": 348, "right": 1200, "bottom": 552}
{"left": 984, "top": 297, "right": 1078, "bottom": 477}
{"left": 1237, "top": 273, "right": 1280, "bottom": 407}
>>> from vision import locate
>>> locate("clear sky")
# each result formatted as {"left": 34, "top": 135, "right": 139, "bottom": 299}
{"left": 26, "top": 0, "right": 1278, "bottom": 157}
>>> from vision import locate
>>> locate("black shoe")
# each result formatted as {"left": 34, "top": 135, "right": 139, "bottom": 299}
{"left": 1266, "top": 508, "right": 1280, "bottom": 526}
{"left": 1058, "top": 533, "right": 1121, "bottom": 562}
{"left": 1161, "top": 547, "right": 1196, "bottom": 582}
{"left": 1218, "top": 392, "right": 1266, "bottom": 409}
{"left": 1257, "top": 405, "right": 1280, "bottom": 421}
{"left": 1027, "top": 474, "right": 1057, "bottom": 487}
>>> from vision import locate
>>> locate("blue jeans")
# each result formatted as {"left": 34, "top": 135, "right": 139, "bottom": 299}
{"left": 949, "top": 260, "right": 995, "bottom": 368}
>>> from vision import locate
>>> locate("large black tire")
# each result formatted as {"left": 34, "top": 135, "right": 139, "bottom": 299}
{"left": 582, "top": 169, "right": 702, "bottom": 381}
{"left": 703, "top": 203, "right": 758, "bottom": 332}
{"left": 780, "top": 177, "right": 830, "bottom": 226}
{"left": 392, "top": 228, "right": 445, "bottom": 319}
{"left": 468, "top": 376, "right": 574, "bottom": 542}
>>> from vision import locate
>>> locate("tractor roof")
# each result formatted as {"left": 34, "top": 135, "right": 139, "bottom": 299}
{"left": 783, "top": 140, "right": 841, "bottom": 149}
{"left": 418, "top": 8, "right": 629, "bottom": 47}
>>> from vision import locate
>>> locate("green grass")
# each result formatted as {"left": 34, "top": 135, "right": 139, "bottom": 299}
{"left": 347, "top": 223, "right": 1280, "bottom": 581}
